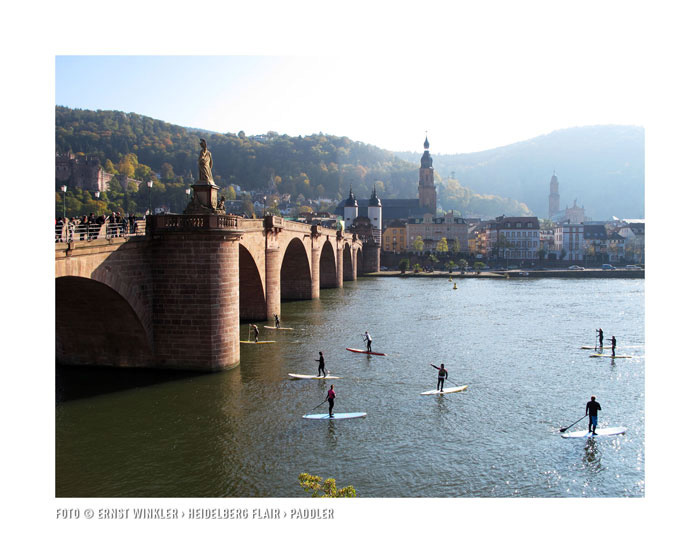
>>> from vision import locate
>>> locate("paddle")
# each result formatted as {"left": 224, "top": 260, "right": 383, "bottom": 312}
{"left": 307, "top": 398, "right": 328, "bottom": 414}
{"left": 559, "top": 414, "right": 587, "bottom": 433}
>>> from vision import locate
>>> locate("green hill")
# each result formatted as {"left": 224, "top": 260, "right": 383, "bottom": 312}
{"left": 54, "top": 106, "right": 534, "bottom": 218}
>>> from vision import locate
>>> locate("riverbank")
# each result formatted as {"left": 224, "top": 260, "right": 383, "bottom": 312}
{"left": 365, "top": 269, "right": 645, "bottom": 279}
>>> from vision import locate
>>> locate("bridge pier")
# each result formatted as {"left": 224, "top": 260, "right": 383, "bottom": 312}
{"left": 265, "top": 244, "right": 282, "bottom": 320}
{"left": 335, "top": 240, "right": 344, "bottom": 288}
{"left": 150, "top": 227, "right": 241, "bottom": 371}
{"left": 310, "top": 241, "right": 321, "bottom": 299}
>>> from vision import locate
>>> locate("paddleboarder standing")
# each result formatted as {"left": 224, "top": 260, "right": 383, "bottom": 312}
{"left": 607, "top": 335, "right": 617, "bottom": 357}
{"left": 316, "top": 351, "right": 326, "bottom": 377}
{"left": 597, "top": 328, "right": 604, "bottom": 350}
{"left": 363, "top": 331, "right": 372, "bottom": 352}
{"left": 586, "top": 395, "right": 602, "bottom": 435}
{"left": 326, "top": 384, "right": 336, "bottom": 417}
{"left": 251, "top": 324, "right": 260, "bottom": 343}
{"left": 274, "top": 313, "right": 280, "bottom": 329}
{"left": 431, "top": 363, "right": 448, "bottom": 392}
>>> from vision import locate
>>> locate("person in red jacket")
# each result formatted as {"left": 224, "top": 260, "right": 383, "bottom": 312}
{"left": 326, "top": 385, "right": 336, "bottom": 417}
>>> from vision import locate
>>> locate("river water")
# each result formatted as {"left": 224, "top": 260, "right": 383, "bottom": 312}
{"left": 56, "top": 276, "right": 644, "bottom": 498}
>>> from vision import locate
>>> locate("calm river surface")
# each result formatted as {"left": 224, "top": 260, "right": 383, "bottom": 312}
{"left": 56, "top": 276, "right": 645, "bottom": 497}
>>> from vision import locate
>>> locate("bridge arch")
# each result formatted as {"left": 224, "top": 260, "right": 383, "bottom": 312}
{"left": 356, "top": 247, "right": 364, "bottom": 276}
{"left": 56, "top": 276, "right": 153, "bottom": 367}
{"left": 239, "top": 244, "right": 266, "bottom": 321}
{"left": 319, "top": 239, "right": 337, "bottom": 289}
{"left": 343, "top": 243, "right": 354, "bottom": 281}
{"left": 280, "top": 237, "right": 312, "bottom": 300}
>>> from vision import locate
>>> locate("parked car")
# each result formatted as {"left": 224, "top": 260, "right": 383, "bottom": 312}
{"left": 568, "top": 265, "right": 585, "bottom": 270}
{"left": 625, "top": 265, "right": 642, "bottom": 270}
{"left": 602, "top": 264, "right": 616, "bottom": 270}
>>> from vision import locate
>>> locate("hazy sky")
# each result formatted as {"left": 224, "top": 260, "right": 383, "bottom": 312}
{"left": 55, "top": 52, "right": 646, "bottom": 155}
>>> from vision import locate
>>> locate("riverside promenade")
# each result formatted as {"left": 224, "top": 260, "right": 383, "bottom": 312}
{"left": 367, "top": 268, "right": 644, "bottom": 279}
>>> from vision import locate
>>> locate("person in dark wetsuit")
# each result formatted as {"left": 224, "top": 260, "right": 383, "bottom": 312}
{"left": 608, "top": 335, "right": 617, "bottom": 357}
{"left": 598, "top": 328, "right": 604, "bottom": 350}
{"left": 431, "top": 363, "right": 448, "bottom": 392}
{"left": 274, "top": 313, "right": 280, "bottom": 329}
{"left": 316, "top": 351, "right": 326, "bottom": 377}
{"left": 326, "top": 384, "right": 336, "bottom": 417}
{"left": 251, "top": 324, "right": 259, "bottom": 342}
{"left": 586, "top": 395, "right": 602, "bottom": 435}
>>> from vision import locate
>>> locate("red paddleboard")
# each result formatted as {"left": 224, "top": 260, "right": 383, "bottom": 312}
{"left": 346, "top": 348, "right": 387, "bottom": 356}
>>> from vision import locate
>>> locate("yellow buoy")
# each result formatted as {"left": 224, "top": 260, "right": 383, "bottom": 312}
{"left": 453, "top": 283, "right": 458, "bottom": 290}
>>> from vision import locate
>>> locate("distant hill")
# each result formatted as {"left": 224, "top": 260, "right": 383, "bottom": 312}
{"left": 395, "top": 125, "right": 645, "bottom": 220}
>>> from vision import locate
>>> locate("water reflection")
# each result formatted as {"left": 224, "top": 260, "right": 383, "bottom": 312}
{"left": 583, "top": 438, "right": 602, "bottom": 473}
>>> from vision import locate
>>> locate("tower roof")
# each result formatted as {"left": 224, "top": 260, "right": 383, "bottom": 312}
{"left": 369, "top": 186, "right": 382, "bottom": 207}
{"left": 424, "top": 135, "right": 430, "bottom": 150}
{"left": 344, "top": 187, "right": 358, "bottom": 207}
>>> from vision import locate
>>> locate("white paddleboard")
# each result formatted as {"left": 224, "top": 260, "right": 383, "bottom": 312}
{"left": 561, "top": 426, "right": 627, "bottom": 438}
{"left": 589, "top": 354, "right": 631, "bottom": 358}
{"left": 580, "top": 346, "right": 611, "bottom": 349}
{"left": 240, "top": 340, "right": 275, "bottom": 344}
{"left": 303, "top": 412, "right": 367, "bottom": 420}
{"left": 264, "top": 326, "right": 293, "bottom": 330}
{"left": 288, "top": 373, "right": 342, "bottom": 380}
{"left": 421, "top": 385, "right": 468, "bottom": 395}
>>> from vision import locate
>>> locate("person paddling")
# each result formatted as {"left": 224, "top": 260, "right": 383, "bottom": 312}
{"left": 430, "top": 363, "right": 448, "bottom": 392}
{"left": 326, "top": 384, "right": 336, "bottom": 417}
{"left": 586, "top": 395, "right": 602, "bottom": 435}
{"left": 274, "top": 313, "right": 281, "bottom": 329}
{"left": 597, "top": 328, "right": 604, "bottom": 350}
{"left": 251, "top": 324, "right": 260, "bottom": 343}
{"left": 607, "top": 335, "right": 617, "bottom": 357}
{"left": 316, "top": 351, "right": 326, "bottom": 377}
{"left": 363, "top": 331, "right": 372, "bottom": 352}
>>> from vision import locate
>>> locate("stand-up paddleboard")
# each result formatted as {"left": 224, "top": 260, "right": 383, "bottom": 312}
{"left": 589, "top": 353, "right": 631, "bottom": 358}
{"left": 581, "top": 346, "right": 611, "bottom": 349}
{"left": 421, "top": 385, "right": 468, "bottom": 395}
{"left": 561, "top": 426, "right": 627, "bottom": 439}
{"left": 264, "top": 326, "right": 294, "bottom": 330}
{"left": 346, "top": 348, "right": 387, "bottom": 356}
{"left": 303, "top": 412, "right": 367, "bottom": 420}
{"left": 288, "top": 373, "right": 342, "bottom": 380}
{"left": 240, "top": 340, "right": 275, "bottom": 344}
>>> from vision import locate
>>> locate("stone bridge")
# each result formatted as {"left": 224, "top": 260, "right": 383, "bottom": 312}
{"left": 55, "top": 214, "right": 379, "bottom": 371}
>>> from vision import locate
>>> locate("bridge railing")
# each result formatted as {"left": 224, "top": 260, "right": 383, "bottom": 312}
{"left": 148, "top": 214, "right": 243, "bottom": 232}
{"left": 55, "top": 221, "right": 146, "bottom": 243}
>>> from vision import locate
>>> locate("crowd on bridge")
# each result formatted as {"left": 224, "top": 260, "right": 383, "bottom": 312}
{"left": 55, "top": 212, "right": 144, "bottom": 242}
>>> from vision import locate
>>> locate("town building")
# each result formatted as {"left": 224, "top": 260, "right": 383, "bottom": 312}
{"left": 554, "top": 222, "right": 585, "bottom": 261}
{"left": 617, "top": 221, "right": 645, "bottom": 264}
{"left": 583, "top": 223, "right": 609, "bottom": 262}
{"left": 382, "top": 220, "right": 407, "bottom": 253}
{"left": 485, "top": 216, "right": 541, "bottom": 261}
{"left": 406, "top": 211, "right": 471, "bottom": 253}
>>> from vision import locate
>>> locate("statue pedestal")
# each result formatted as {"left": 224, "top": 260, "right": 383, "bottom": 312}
{"left": 184, "top": 182, "right": 221, "bottom": 214}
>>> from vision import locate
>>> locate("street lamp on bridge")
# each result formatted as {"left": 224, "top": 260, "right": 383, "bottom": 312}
{"left": 185, "top": 187, "right": 191, "bottom": 212}
{"left": 147, "top": 180, "right": 153, "bottom": 215}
